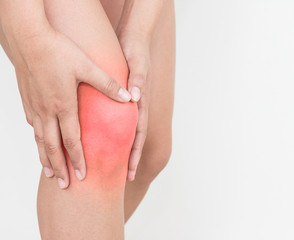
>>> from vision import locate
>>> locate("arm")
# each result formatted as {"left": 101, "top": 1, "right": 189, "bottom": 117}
{"left": 116, "top": 0, "right": 165, "bottom": 41}
{"left": 0, "top": 0, "right": 50, "bottom": 42}
{"left": 0, "top": 0, "right": 132, "bottom": 189}
{"left": 38, "top": 0, "right": 138, "bottom": 238}
{"left": 116, "top": 0, "right": 167, "bottom": 181}
{"left": 0, "top": 0, "right": 51, "bottom": 63}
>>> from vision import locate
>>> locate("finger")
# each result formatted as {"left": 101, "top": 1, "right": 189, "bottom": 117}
{"left": 128, "top": 131, "right": 147, "bottom": 181}
{"left": 58, "top": 108, "right": 86, "bottom": 181}
{"left": 33, "top": 116, "right": 54, "bottom": 178}
{"left": 127, "top": 99, "right": 149, "bottom": 181}
{"left": 77, "top": 58, "right": 131, "bottom": 102}
{"left": 127, "top": 56, "right": 150, "bottom": 102}
{"left": 43, "top": 116, "right": 69, "bottom": 189}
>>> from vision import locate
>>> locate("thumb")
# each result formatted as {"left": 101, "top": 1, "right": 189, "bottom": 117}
{"left": 127, "top": 57, "right": 149, "bottom": 103}
{"left": 77, "top": 59, "right": 131, "bottom": 102}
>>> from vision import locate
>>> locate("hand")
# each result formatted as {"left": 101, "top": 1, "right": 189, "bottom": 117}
{"left": 8, "top": 27, "right": 132, "bottom": 189}
{"left": 117, "top": 30, "right": 152, "bottom": 181}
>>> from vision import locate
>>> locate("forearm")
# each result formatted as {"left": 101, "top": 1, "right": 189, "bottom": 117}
{"left": 116, "top": 0, "right": 166, "bottom": 40}
{"left": 0, "top": 0, "right": 50, "bottom": 49}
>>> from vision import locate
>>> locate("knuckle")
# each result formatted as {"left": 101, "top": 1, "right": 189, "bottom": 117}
{"left": 54, "top": 100, "right": 69, "bottom": 115}
{"left": 132, "top": 72, "right": 146, "bottom": 81}
{"left": 103, "top": 78, "right": 117, "bottom": 93}
{"left": 45, "top": 143, "right": 59, "bottom": 155}
{"left": 34, "top": 134, "right": 45, "bottom": 145}
{"left": 131, "top": 73, "right": 147, "bottom": 87}
{"left": 56, "top": 108, "right": 71, "bottom": 119}
{"left": 131, "top": 146, "right": 141, "bottom": 152}
{"left": 128, "top": 54, "right": 150, "bottom": 69}
{"left": 132, "top": 140, "right": 144, "bottom": 152}
{"left": 70, "top": 156, "right": 81, "bottom": 166}
{"left": 35, "top": 99, "right": 71, "bottom": 118}
{"left": 63, "top": 138, "right": 80, "bottom": 151}
{"left": 56, "top": 103, "right": 76, "bottom": 120}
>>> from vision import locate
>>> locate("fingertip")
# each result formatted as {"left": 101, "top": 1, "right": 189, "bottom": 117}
{"left": 43, "top": 167, "right": 54, "bottom": 178}
{"left": 57, "top": 178, "right": 69, "bottom": 189}
{"left": 127, "top": 176, "right": 135, "bottom": 182}
{"left": 129, "top": 156, "right": 140, "bottom": 171}
{"left": 131, "top": 86, "right": 141, "bottom": 102}
{"left": 75, "top": 169, "right": 86, "bottom": 181}
{"left": 128, "top": 170, "right": 136, "bottom": 181}
{"left": 118, "top": 88, "right": 132, "bottom": 102}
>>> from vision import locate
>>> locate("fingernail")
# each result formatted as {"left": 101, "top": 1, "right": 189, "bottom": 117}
{"left": 131, "top": 87, "right": 141, "bottom": 102}
{"left": 75, "top": 169, "right": 84, "bottom": 181}
{"left": 128, "top": 170, "right": 136, "bottom": 181}
{"left": 118, "top": 88, "right": 131, "bottom": 102}
{"left": 58, "top": 178, "right": 67, "bottom": 189}
{"left": 43, "top": 167, "right": 53, "bottom": 178}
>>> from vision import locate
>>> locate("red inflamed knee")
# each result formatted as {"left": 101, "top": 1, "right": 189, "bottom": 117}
{"left": 65, "top": 82, "right": 138, "bottom": 190}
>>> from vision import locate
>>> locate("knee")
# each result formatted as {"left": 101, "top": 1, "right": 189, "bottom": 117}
{"left": 136, "top": 137, "right": 172, "bottom": 184}
{"left": 76, "top": 83, "right": 138, "bottom": 187}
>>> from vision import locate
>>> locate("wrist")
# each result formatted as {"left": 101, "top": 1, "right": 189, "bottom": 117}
{"left": 117, "top": 27, "right": 152, "bottom": 47}
{"left": 116, "top": 0, "right": 164, "bottom": 41}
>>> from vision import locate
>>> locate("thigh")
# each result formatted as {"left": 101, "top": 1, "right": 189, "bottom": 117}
{"left": 144, "top": 0, "right": 176, "bottom": 154}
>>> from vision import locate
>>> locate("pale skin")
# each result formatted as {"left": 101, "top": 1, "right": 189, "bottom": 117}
{"left": 0, "top": 0, "right": 175, "bottom": 238}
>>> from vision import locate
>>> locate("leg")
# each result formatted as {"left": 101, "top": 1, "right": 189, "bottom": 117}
{"left": 100, "top": 0, "right": 176, "bottom": 221}
{"left": 37, "top": 0, "right": 137, "bottom": 239}
{"left": 123, "top": 0, "right": 176, "bottom": 221}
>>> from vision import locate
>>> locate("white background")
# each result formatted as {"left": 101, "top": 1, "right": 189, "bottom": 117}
{"left": 1, "top": 0, "right": 294, "bottom": 239}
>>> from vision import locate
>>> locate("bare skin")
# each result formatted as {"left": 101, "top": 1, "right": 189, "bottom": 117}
{"left": 0, "top": 0, "right": 175, "bottom": 237}
{"left": 96, "top": 0, "right": 175, "bottom": 221}
{"left": 0, "top": 0, "right": 132, "bottom": 189}
{"left": 37, "top": 0, "right": 136, "bottom": 238}
{"left": 116, "top": 0, "right": 176, "bottom": 221}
